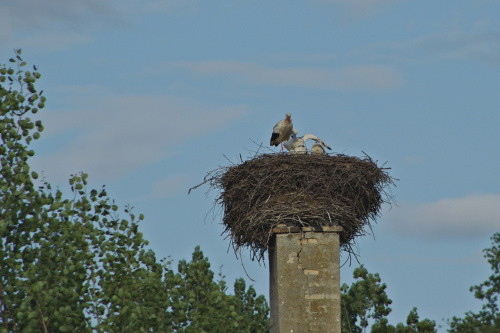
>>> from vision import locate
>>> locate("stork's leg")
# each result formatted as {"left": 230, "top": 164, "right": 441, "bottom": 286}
{"left": 281, "top": 143, "right": 284, "bottom": 152}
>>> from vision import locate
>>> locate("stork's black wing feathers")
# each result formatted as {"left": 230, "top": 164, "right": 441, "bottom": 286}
{"left": 270, "top": 132, "right": 280, "bottom": 146}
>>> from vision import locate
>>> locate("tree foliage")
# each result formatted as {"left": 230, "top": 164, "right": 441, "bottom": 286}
{"left": 341, "top": 265, "right": 393, "bottom": 333}
{"left": 170, "top": 247, "right": 269, "bottom": 333}
{"left": 448, "top": 232, "right": 500, "bottom": 333}
{"left": 0, "top": 50, "right": 269, "bottom": 333}
{"left": 341, "top": 265, "right": 437, "bottom": 333}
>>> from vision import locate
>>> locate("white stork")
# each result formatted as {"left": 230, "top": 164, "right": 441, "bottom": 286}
{"left": 289, "top": 141, "right": 307, "bottom": 154}
{"left": 270, "top": 113, "right": 293, "bottom": 148}
{"left": 283, "top": 129, "right": 331, "bottom": 154}
{"left": 311, "top": 143, "right": 326, "bottom": 155}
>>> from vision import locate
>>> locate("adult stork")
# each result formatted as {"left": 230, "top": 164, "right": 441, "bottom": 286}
{"left": 283, "top": 129, "right": 331, "bottom": 154}
{"left": 270, "top": 113, "right": 293, "bottom": 149}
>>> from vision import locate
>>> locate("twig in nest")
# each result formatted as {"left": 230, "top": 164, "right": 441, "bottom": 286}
{"left": 239, "top": 247, "right": 256, "bottom": 282}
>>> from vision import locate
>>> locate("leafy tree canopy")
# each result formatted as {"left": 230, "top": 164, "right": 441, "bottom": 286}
{"left": 448, "top": 232, "right": 500, "bottom": 333}
{"left": 341, "top": 265, "right": 437, "bottom": 333}
{"left": 0, "top": 50, "right": 269, "bottom": 333}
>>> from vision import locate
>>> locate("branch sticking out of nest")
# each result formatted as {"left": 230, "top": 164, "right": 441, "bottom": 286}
{"left": 190, "top": 153, "right": 396, "bottom": 263}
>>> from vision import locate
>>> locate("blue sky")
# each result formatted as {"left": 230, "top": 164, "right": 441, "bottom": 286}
{"left": 2, "top": 0, "right": 500, "bottom": 330}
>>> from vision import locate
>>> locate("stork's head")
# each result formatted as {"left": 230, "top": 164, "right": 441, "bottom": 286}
{"left": 291, "top": 128, "right": 298, "bottom": 139}
{"left": 285, "top": 113, "right": 291, "bottom": 122}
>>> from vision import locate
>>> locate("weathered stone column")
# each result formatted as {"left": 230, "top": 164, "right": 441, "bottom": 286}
{"left": 269, "top": 225, "right": 342, "bottom": 333}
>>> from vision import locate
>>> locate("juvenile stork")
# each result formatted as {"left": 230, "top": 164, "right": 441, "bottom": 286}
{"left": 283, "top": 129, "right": 331, "bottom": 154}
{"left": 311, "top": 143, "right": 326, "bottom": 155}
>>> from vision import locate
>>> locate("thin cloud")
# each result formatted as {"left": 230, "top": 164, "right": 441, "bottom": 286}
{"left": 144, "top": 0, "right": 199, "bottom": 15}
{"left": 369, "top": 252, "right": 486, "bottom": 266}
{"left": 0, "top": 0, "right": 120, "bottom": 49}
{"left": 31, "top": 89, "right": 247, "bottom": 182}
{"left": 0, "top": 0, "right": 198, "bottom": 44}
{"left": 385, "top": 194, "right": 500, "bottom": 239}
{"left": 1, "top": 0, "right": 199, "bottom": 27}
{"left": 12, "top": 31, "right": 93, "bottom": 52}
{"left": 0, "top": 0, "right": 116, "bottom": 31}
{"left": 155, "top": 60, "right": 403, "bottom": 92}
{"left": 266, "top": 52, "right": 340, "bottom": 65}
{"left": 383, "top": 31, "right": 500, "bottom": 66}
{"left": 312, "top": 0, "right": 397, "bottom": 5}
{"left": 311, "top": 0, "right": 402, "bottom": 21}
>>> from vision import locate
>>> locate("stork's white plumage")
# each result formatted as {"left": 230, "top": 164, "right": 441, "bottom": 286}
{"left": 283, "top": 129, "right": 332, "bottom": 154}
{"left": 283, "top": 129, "right": 298, "bottom": 152}
{"left": 285, "top": 131, "right": 307, "bottom": 154}
{"left": 290, "top": 144, "right": 307, "bottom": 154}
{"left": 270, "top": 113, "right": 293, "bottom": 147}
{"left": 311, "top": 143, "right": 326, "bottom": 155}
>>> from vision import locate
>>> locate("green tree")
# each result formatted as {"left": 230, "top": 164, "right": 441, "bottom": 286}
{"left": 341, "top": 265, "right": 393, "bottom": 333}
{"left": 341, "top": 265, "right": 436, "bottom": 333}
{"left": 0, "top": 50, "right": 269, "bottom": 332}
{"left": 448, "top": 232, "right": 500, "bottom": 333}
{"left": 397, "top": 307, "right": 438, "bottom": 333}
{"left": 371, "top": 307, "right": 436, "bottom": 333}
{"left": 170, "top": 246, "right": 269, "bottom": 333}
{"left": 0, "top": 51, "right": 175, "bottom": 332}
{"left": 231, "top": 278, "right": 270, "bottom": 332}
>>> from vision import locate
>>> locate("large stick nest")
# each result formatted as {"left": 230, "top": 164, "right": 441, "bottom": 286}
{"left": 192, "top": 153, "right": 396, "bottom": 262}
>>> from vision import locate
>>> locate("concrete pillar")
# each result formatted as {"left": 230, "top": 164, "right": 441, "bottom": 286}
{"left": 269, "top": 225, "right": 342, "bottom": 333}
